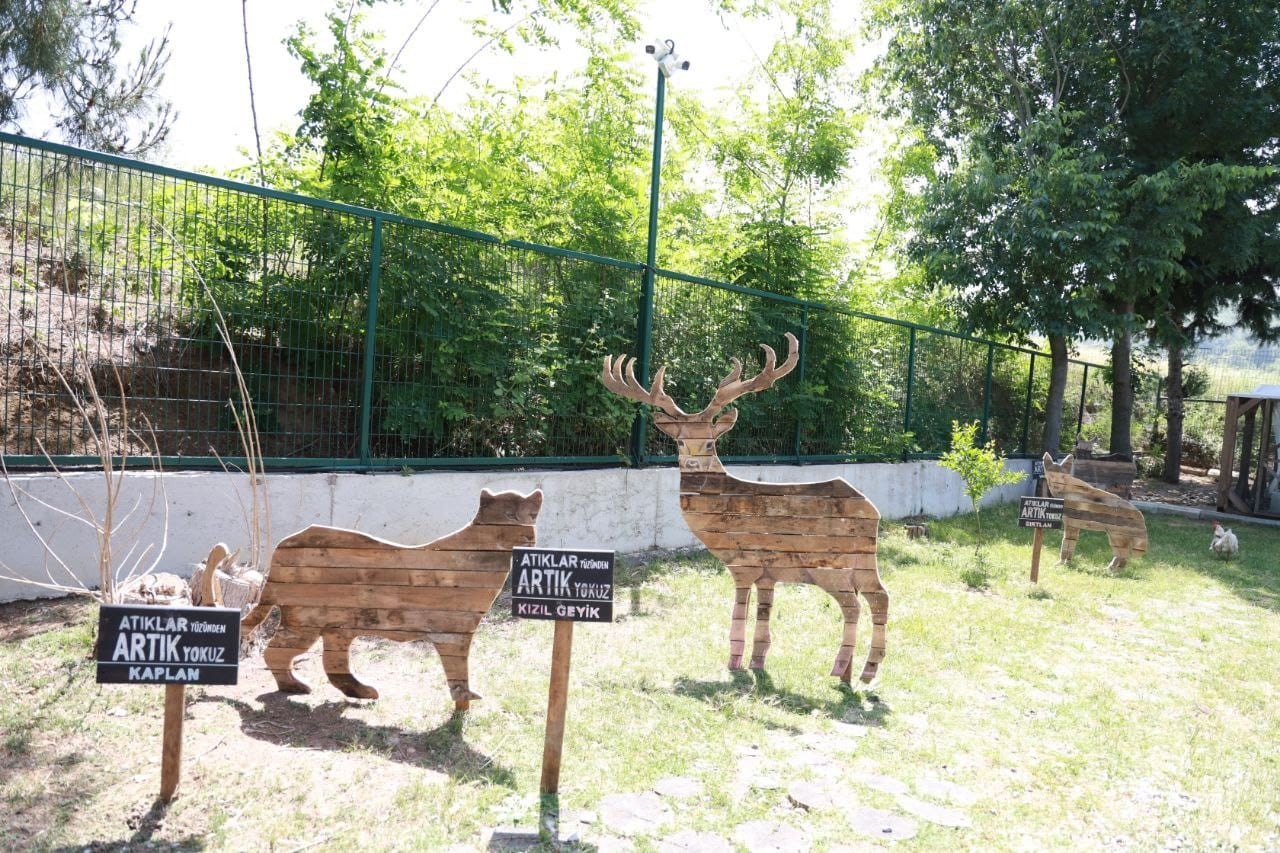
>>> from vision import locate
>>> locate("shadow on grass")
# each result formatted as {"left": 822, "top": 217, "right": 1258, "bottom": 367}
{"left": 664, "top": 669, "right": 892, "bottom": 727}
{"left": 1142, "top": 515, "right": 1280, "bottom": 613}
{"left": 198, "top": 693, "right": 516, "bottom": 788}
{"left": 51, "top": 800, "right": 207, "bottom": 852}
{"left": 926, "top": 504, "right": 1280, "bottom": 612}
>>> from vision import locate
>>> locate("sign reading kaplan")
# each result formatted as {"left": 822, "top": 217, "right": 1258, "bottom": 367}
{"left": 97, "top": 604, "right": 240, "bottom": 685}
{"left": 511, "top": 547, "right": 614, "bottom": 623}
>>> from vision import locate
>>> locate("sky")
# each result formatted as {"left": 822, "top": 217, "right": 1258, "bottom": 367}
{"left": 125, "top": 0, "right": 784, "bottom": 173}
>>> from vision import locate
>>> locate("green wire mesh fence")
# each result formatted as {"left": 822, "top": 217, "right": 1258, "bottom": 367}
{"left": 0, "top": 132, "right": 1107, "bottom": 471}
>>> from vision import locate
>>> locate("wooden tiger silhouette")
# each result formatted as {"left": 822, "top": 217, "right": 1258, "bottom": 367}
{"left": 1041, "top": 453, "right": 1147, "bottom": 570}
{"left": 242, "top": 489, "right": 542, "bottom": 709}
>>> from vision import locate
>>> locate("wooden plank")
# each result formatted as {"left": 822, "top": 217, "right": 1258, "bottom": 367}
{"left": 262, "top": 582, "right": 498, "bottom": 611}
{"left": 721, "top": 551, "right": 877, "bottom": 570}
{"left": 680, "top": 493, "right": 879, "bottom": 519}
{"left": 682, "top": 512, "right": 878, "bottom": 537}
{"left": 267, "top": 564, "right": 509, "bottom": 589}
{"left": 696, "top": 531, "right": 877, "bottom": 554}
{"left": 271, "top": 547, "right": 511, "bottom": 571}
{"left": 280, "top": 606, "right": 484, "bottom": 634}
{"left": 1218, "top": 397, "right": 1240, "bottom": 511}
{"left": 680, "top": 472, "right": 859, "bottom": 498}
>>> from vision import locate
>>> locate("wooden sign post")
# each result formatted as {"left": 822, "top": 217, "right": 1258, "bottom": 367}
{"left": 1018, "top": 495, "right": 1065, "bottom": 582}
{"left": 97, "top": 604, "right": 240, "bottom": 802}
{"left": 511, "top": 546, "right": 614, "bottom": 796}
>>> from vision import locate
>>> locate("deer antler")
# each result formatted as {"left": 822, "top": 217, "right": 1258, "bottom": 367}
{"left": 702, "top": 332, "right": 799, "bottom": 416}
{"left": 601, "top": 355, "right": 687, "bottom": 416}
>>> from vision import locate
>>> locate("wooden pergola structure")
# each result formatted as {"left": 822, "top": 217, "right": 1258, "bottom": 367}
{"left": 1216, "top": 385, "right": 1280, "bottom": 519}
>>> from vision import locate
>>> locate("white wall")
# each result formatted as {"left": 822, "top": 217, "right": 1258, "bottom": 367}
{"left": 0, "top": 460, "right": 1031, "bottom": 602}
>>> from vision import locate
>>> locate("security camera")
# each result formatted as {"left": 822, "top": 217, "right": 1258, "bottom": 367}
{"left": 646, "top": 38, "right": 674, "bottom": 61}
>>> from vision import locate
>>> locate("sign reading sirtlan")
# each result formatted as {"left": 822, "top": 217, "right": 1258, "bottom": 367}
{"left": 97, "top": 604, "right": 241, "bottom": 685}
{"left": 511, "top": 547, "right": 614, "bottom": 623}
{"left": 1018, "top": 496, "right": 1065, "bottom": 530}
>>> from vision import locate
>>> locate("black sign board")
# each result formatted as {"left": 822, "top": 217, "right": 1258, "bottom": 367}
{"left": 1018, "top": 496, "right": 1065, "bottom": 529}
{"left": 511, "top": 547, "right": 614, "bottom": 623}
{"left": 97, "top": 604, "right": 240, "bottom": 685}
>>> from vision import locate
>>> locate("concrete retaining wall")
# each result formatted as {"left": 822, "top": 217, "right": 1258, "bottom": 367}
{"left": 0, "top": 460, "right": 1032, "bottom": 603}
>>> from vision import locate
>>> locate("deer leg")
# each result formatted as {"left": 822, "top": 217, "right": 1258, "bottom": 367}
{"left": 263, "top": 623, "right": 320, "bottom": 694}
{"left": 727, "top": 567, "right": 760, "bottom": 670}
{"left": 434, "top": 633, "right": 480, "bottom": 711}
{"left": 810, "top": 572, "right": 860, "bottom": 683}
{"left": 322, "top": 632, "right": 379, "bottom": 699}
{"left": 749, "top": 578, "right": 776, "bottom": 670}
{"left": 858, "top": 568, "right": 890, "bottom": 684}
{"left": 1058, "top": 524, "right": 1080, "bottom": 564}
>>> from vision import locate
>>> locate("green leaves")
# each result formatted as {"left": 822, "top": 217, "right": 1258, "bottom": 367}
{"left": 938, "top": 420, "right": 1024, "bottom": 532}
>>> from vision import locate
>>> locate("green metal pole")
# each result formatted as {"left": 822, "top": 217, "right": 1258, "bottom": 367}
{"left": 792, "top": 309, "right": 809, "bottom": 461}
{"left": 630, "top": 69, "right": 666, "bottom": 467}
{"left": 1076, "top": 364, "right": 1089, "bottom": 439}
{"left": 903, "top": 327, "right": 916, "bottom": 459}
{"left": 1020, "top": 352, "right": 1036, "bottom": 454}
{"left": 980, "top": 343, "right": 995, "bottom": 443}
{"left": 358, "top": 216, "right": 383, "bottom": 467}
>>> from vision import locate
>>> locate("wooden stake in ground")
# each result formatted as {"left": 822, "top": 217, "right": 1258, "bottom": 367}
{"left": 540, "top": 619, "right": 574, "bottom": 795}
{"left": 1019, "top": 478, "right": 1062, "bottom": 584}
{"left": 96, "top": 601, "right": 240, "bottom": 801}
{"left": 159, "top": 684, "right": 185, "bottom": 802}
{"left": 509, "top": 546, "right": 614, "bottom": 797}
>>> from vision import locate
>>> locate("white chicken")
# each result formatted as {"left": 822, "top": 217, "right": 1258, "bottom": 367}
{"left": 1210, "top": 522, "right": 1239, "bottom": 559}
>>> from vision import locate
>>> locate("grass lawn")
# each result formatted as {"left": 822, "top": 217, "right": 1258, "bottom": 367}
{"left": 2, "top": 503, "right": 1279, "bottom": 850}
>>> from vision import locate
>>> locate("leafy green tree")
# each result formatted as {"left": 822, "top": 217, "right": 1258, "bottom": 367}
{"left": 0, "top": 0, "right": 173, "bottom": 154}
{"left": 938, "top": 420, "right": 1024, "bottom": 537}
{"left": 874, "top": 0, "right": 1280, "bottom": 460}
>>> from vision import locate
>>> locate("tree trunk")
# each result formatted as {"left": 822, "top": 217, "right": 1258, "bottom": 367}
{"left": 1109, "top": 306, "right": 1134, "bottom": 459}
{"left": 1042, "top": 334, "right": 1070, "bottom": 454}
{"left": 1162, "top": 341, "right": 1184, "bottom": 483}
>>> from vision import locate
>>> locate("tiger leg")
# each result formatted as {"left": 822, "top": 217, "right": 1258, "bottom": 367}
{"left": 263, "top": 622, "right": 320, "bottom": 694}
{"left": 322, "top": 632, "right": 379, "bottom": 699}
{"left": 434, "top": 633, "right": 479, "bottom": 711}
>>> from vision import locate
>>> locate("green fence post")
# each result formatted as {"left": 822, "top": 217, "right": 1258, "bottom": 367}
{"left": 630, "top": 70, "right": 666, "bottom": 468}
{"left": 1020, "top": 352, "right": 1036, "bottom": 454}
{"left": 903, "top": 327, "right": 917, "bottom": 459}
{"left": 792, "top": 308, "right": 809, "bottom": 461}
{"left": 981, "top": 343, "right": 995, "bottom": 443}
{"left": 358, "top": 216, "right": 383, "bottom": 468}
{"left": 1075, "top": 364, "right": 1089, "bottom": 439}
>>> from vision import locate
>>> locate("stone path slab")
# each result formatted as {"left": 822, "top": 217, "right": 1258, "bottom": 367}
{"left": 659, "top": 829, "right": 734, "bottom": 852}
{"left": 848, "top": 806, "right": 919, "bottom": 841}
{"left": 598, "top": 792, "right": 673, "bottom": 837}
{"left": 896, "top": 794, "right": 972, "bottom": 828}
{"left": 733, "top": 820, "right": 810, "bottom": 852}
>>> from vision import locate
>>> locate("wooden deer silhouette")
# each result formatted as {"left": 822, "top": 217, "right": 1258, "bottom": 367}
{"left": 1041, "top": 453, "right": 1147, "bottom": 570}
{"left": 603, "top": 333, "right": 888, "bottom": 684}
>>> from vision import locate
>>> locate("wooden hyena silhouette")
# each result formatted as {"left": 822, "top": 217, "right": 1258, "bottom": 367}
{"left": 602, "top": 333, "right": 888, "bottom": 684}
{"left": 1041, "top": 453, "right": 1147, "bottom": 570}
{"left": 241, "top": 489, "right": 542, "bottom": 709}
